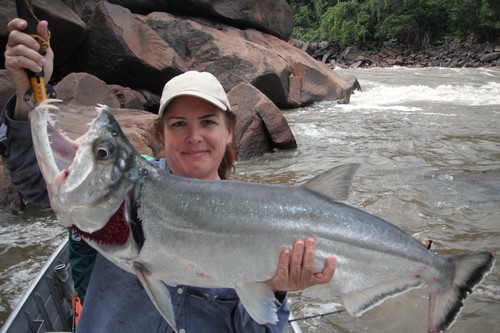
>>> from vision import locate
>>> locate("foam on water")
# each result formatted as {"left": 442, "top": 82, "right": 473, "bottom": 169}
{"left": 347, "top": 82, "right": 500, "bottom": 106}
{"left": 336, "top": 67, "right": 500, "bottom": 109}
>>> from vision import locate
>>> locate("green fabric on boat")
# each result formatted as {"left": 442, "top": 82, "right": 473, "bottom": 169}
{"left": 142, "top": 154, "right": 155, "bottom": 161}
{"left": 68, "top": 232, "right": 96, "bottom": 303}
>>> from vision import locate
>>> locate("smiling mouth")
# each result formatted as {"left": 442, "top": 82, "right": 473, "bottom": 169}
{"left": 183, "top": 150, "right": 208, "bottom": 157}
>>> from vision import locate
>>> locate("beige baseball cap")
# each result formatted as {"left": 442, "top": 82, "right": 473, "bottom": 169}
{"left": 158, "top": 71, "right": 231, "bottom": 117}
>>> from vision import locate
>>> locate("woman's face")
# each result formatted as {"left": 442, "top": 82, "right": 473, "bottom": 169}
{"left": 162, "top": 96, "right": 233, "bottom": 180}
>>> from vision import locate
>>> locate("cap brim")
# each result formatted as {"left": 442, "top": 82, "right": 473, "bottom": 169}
{"left": 159, "top": 91, "right": 228, "bottom": 117}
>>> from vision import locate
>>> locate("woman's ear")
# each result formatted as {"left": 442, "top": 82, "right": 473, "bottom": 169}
{"left": 226, "top": 127, "right": 233, "bottom": 144}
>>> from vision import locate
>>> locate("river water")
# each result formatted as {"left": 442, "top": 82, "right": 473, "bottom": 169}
{"left": 0, "top": 67, "right": 499, "bottom": 332}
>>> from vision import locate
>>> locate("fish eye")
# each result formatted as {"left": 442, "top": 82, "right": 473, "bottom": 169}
{"left": 93, "top": 140, "right": 115, "bottom": 160}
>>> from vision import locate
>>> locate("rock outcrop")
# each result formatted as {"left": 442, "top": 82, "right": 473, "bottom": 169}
{"left": 229, "top": 83, "right": 297, "bottom": 159}
{"left": 0, "top": 1, "right": 354, "bottom": 152}
{"left": 0, "top": 1, "right": 358, "bottom": 208}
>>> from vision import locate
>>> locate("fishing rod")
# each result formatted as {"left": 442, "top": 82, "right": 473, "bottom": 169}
{"left": 15, "top": 0, "right": 52, "bottom": 106}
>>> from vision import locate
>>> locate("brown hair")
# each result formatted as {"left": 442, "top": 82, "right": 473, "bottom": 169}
{"left": 153, "top": 109, "right": 238, "bottom": 180}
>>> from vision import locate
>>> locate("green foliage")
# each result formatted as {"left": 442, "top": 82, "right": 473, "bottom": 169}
{"left": 372, "top": 0, "right": 448, "bottom": 46}
{"left": 478, "top": 0, "right": 500, "bottom": 40}
{"left": 291, "top": 2, "right": 321, "bottom": 40}
{"left": 447, "top": 0, "right": 480, "bottom": 38}
{"left": 289, "top": 0, "right": 500, "bottom": 45}
{"left": 319, "top": 1, "right": 368, "bottom": 48}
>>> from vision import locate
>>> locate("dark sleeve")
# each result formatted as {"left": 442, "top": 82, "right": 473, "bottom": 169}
{"left": 1, "top": 96, "right": 50, "bottom": 206}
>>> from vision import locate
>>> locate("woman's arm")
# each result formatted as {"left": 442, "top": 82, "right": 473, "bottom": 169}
{"left": 1, "top": 96, "right": 50, "bottom": 205}
{"left": 2, "top": 18, "right": 54, "bottom": 204}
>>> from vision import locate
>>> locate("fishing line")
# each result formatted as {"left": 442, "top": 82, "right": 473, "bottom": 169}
{"left": 16, "top": 0, "right": 51, "bottom": 50}
{"left": 288, "top": 308, "right": 346, "bottom": 322}
{"left": 0, "top": 245, "right": 13, "bottom": 256}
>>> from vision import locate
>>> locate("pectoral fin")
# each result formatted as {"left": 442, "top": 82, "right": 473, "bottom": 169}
{"left": 234, "top": 282, "right": 278, "bottom": 325}
{"left": 134, "top": 263, "right": 178, "bottom": 333}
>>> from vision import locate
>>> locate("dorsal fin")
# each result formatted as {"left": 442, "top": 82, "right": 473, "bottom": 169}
{"left": 303, "top": 164, "right": 360, "bottom": 201}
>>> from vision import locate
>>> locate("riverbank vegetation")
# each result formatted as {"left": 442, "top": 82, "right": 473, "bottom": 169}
{"left": 290, "top": 0, "right": 499, "bottom": 48}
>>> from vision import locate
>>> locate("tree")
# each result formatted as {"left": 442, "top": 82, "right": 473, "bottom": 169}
{"left": 373, "top": 0, "right": 448, "bottom": 47}
{"left": 319, "top": 1, "right": 368, "bottom": 47}
{"left": 478, "top": 0, "right": 500, "bottom": 41}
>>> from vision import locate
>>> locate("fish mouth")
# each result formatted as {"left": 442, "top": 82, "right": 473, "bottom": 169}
{"left": 29, "top": 100, "right": 76, "bottom": 184}
{"left": 30, "top": 102, "right": 138, "bottom": 234}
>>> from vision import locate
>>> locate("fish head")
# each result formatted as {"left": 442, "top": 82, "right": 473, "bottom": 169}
{"left": 30, "top": 102, "right": 140, "bottom": 233}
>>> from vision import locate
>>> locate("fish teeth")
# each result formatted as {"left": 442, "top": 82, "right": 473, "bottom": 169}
{"left": 36, "top": 98, "right": 63, "bottom": 129}
{"left": 38, "top": 98, "right": 63, "bottom": 107}
{"left": 95, "top": 104, "right": 110, "bottom": 115}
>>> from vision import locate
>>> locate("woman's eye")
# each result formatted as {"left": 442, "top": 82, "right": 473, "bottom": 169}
{"left": 201, "top": 119, "right": 217, "bottom": 127}
{"left": 169, "top": 120, "right": 186, "bottom": 128}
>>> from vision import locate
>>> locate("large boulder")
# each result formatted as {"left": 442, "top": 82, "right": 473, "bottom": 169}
{"left": 54, "top": 72, "right": 155, "bottom": 110}
{"left": 145, "top": 11, "right": 351, "bottom": 107}
{"left": 78, "top": 2, "right": 186, "bottom": 94}
{"left": 61, "top": 0, "right": 100, "bottom": 23}
{"left": 55, "top": 72, "right": 121, "bottom": 108}
{"left": 32, "top": 0, "right": 87, "bottom": 76}
{"left": 107, "top": 0, "right": 293, "bottom": 40}
{"left": 229, "top": 83, "right": 296, "bottom": 160}
{"left": 0, "top": 0, "right": 292, "bottom": 44}
{"left": 76, "top": 3, "right": 351, "bottom": 106}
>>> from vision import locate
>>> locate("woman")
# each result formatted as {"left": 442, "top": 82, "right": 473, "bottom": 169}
{"left": 3, "top": 18, "right": 336, "bottom": 333}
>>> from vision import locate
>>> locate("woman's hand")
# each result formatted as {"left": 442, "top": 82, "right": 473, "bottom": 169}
{"left": 265, "top": 237, "right": 336, "bottom": 292}
{"left": 4, "top": 18, "right": 54, "bottom": 120}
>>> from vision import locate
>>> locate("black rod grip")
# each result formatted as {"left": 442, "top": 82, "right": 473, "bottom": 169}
{"left": 15, "top": 0, "right": 47, "bottom": 104}
{"left": 15, "top": 0, "right": 37, "bottom": 34}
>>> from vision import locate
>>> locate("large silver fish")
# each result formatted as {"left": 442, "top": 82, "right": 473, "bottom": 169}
{"left": 30, "top": 101, "right": 495, "bottom": 333}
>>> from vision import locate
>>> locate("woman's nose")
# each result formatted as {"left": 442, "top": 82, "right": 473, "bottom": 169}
{"left": 186, "top": 125, "right": 202, "bottom": 143}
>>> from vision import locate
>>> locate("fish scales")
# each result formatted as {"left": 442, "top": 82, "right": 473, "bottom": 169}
{"left": 138, "top": 169, "right": 448, "bottom": 292}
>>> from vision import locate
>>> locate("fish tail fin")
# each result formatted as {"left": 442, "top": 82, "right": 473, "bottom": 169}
{"left": 428, "top": 252, "right": 495, "bottom": 333}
